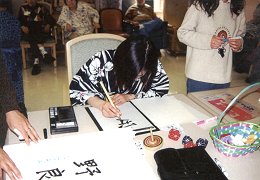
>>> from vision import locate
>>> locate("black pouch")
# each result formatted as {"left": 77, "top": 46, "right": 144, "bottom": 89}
{"left": 154, "top": 147, "right": 228, "bottom": 180}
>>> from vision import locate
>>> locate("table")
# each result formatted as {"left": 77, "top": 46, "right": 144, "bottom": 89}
{"left": 5, "top": 94, "right": 211, "bottom": 145}
{"left": 188, "top": 86, "right": 260, "bottom": 124}
{"left": 5, "top": 94, "right": 260, "bottom": 180}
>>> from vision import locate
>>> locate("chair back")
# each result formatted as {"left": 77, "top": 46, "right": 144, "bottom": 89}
{"left": 22, "top": 1, "right": 53, "bottom": 14}
{"left": 66, "top": 33, "right": 125, "bottom": 83}
{"left": 99, "top": 8, "right": 124, "bottom": 34}
{"left": 38, "top": 1, "right": 53, "bottom": 14}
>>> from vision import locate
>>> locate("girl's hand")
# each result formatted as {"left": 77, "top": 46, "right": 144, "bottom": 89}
{"left": 210, "top": 35, "right": 223, "bottom": 49}
{"left": 228, "top": 37, "right": 243, "bottom": 52}
{"left": 65, "top": 23, "right": 73, "bottom": 32}
{"left": 0, "top": 148, "right": 22, "bottom": 180}
{"left": 6, "top": 110, "right": 40, "bottom": 145}
{"left": 112, "top": 94, "right": 135, "bottom": 106}
{"left": 100, "top": 101, "right": 121, "bottom": 118}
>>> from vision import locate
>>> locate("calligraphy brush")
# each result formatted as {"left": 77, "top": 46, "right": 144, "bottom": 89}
{"left": 99, "top": 81, "right": 122, "bottom": 120}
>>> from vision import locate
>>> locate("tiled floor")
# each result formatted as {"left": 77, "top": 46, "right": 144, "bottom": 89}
{"left": 23, "top": 50, "right": 249, "bottom": 112}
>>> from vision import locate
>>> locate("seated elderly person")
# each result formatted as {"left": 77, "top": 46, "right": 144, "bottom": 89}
{"left": 57, "top": 0, "right": 100, "bottom": 40}
{"left": 124, "top": 0, "right": 164, "bottom": 37}
{"left": 18, "top": 0, "right": 56, "bottom": 75}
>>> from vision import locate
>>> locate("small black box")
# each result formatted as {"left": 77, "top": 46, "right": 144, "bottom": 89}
{"left": 49, "top": 106, "right": 78, "bottom": 135}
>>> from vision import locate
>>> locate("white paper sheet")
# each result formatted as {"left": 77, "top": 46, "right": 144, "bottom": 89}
{"left": 4, "top": 129, "right": 158, "bottom": 180}
{"left": 86, "top": 102, "right": 159, "bottom": 135}
{"left": 131, "top": 96, "right": 209, "bottom": 128}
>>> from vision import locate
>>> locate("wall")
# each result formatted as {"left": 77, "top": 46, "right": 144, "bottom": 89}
{"left": 244, "top": 0, "right": 259, "bottom": 21}
{"left": 160, "top": 0, "right": 259, "bottom": 22}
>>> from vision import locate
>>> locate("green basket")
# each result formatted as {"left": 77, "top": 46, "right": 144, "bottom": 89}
{"left": 209, "top": 122, "right": 260, "bottom": 157}
{"left": 209, "top": 82, "right": 260, "bottom": 157}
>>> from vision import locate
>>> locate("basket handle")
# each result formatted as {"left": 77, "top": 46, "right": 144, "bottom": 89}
{"left": 217, "top": 82, "right": 260, "bottom": 126}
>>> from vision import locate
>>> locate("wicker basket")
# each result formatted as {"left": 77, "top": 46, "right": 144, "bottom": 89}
{"left": 209, "top": 82, "right": 260, "bottom": 157}
{"left": 210, "top": 122, "right": 260, "bottom": 157}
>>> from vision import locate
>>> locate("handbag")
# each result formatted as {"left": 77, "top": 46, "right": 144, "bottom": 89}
{"left": 154, "top": 147, "right": 228, "bottom": 180}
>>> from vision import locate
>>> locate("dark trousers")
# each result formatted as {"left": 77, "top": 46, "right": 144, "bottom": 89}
{"left": 22, "top": 30, "right": 50, "bottom": 60}
{"left": 138, "top": 18, "right": 164, "bottom": 36}
{"left": 187, "top": 78, "right": 230, "bottom": 93}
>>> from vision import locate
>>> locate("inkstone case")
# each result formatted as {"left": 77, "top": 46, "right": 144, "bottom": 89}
{"left": 49, "top": 106, "right": 78, "bottom": 135}
{"left": 154, "top": 147, "right": 228, "bottom": 180}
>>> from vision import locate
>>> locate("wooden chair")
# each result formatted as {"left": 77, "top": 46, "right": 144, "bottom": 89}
{"left": 20, "top": 1, "right": 57, "bottom": 69}
{"left": 66, "top": 33, "right": 125, "bottom": 84}
{"left": 99, "top": 8, "right": 130, "bottom": 38}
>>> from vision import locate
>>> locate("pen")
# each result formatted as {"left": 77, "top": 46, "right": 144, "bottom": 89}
{"left": 99, "top": 81, "right": 121, "bottom": 118}
{"left": 43, "top": 128, "right": 48, "bottom": 139}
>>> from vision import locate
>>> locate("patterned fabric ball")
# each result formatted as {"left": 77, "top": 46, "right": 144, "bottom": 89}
{"left": 168, "top": 128, "right": 181, "bottom": 141}
{"left": 182, "top": 135, "right": 193, "bottom": 145}
{"left": 184, "top": 141, "right": 196, "bottom": 148}
{"left": 196, "top": 138, "right": 208, "bottom": 148}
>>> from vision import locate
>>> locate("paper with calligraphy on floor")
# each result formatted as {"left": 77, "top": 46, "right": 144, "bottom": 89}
{"left": 4, "top": 129, "right": 158, "bottom": 180}
{"left": 201, "top": 93, "right": 260, "bottom": 121}
{"left": 85, "top": 102, "right": 159, "bottom": 135}
{"left": 131, "top": 96, "right": 209, "bottom": 128}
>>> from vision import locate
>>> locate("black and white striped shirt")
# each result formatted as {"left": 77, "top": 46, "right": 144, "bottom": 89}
{"left": 69, "top": 50, "right": 169, "bottom": 105}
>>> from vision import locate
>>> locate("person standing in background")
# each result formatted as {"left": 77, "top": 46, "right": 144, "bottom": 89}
{"left": 177, "top": 0, "right": 246, "bottom": 93}
{"left": 57, "top": 0, "right": 100, "bottom": 40}
{"left": 0, "top": 0, "right": 27, "bottom": 117}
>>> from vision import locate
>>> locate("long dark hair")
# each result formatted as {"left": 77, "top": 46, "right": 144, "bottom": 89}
{"left": 191, "top": 0, "right": 245, "bottom": 17}
{"left": 113, "top": 35, "right": 160, "bottom": 92}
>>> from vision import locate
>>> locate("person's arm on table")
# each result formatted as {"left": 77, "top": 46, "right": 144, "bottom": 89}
{"left": 6, "top": 110, "right": 40, "bottom": 145}
{"left": 0, "top": 60, "right": 40, "bottom": 144}
{"left": 0, "top": 57, "right": 40, "bottom": 180}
